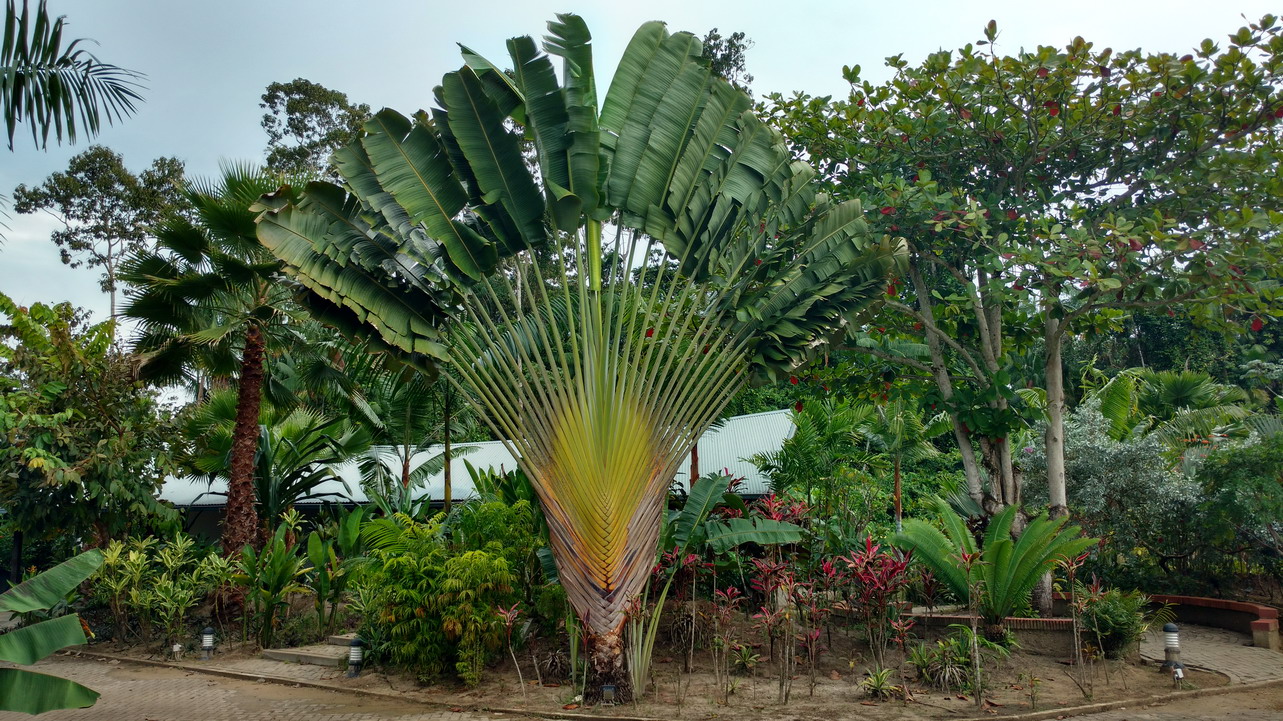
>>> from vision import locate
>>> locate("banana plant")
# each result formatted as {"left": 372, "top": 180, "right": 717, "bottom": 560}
{"left": 0, "top": 549, "right": 103, "bottom": 714}
{"left": 256, "top": 14, "right": 901, "bottom": 701}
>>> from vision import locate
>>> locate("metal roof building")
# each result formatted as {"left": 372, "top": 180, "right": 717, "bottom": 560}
{"left": 159, "top": 408, "right": 794, "bottom": 509}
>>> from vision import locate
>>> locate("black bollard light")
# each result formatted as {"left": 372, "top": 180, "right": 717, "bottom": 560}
{"left": 347, "top": 636, "right": 365, "bottom": 678}
{"left": 1161, "top": 622, "right": 1185, "bottom": 685}
{"left": 201, "top": 627, "right": 216, "bottom": 661}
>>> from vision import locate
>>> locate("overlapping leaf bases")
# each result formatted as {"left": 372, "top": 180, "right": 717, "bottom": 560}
{"left": 256, "top": 14, "right": 902, "bottom": 639}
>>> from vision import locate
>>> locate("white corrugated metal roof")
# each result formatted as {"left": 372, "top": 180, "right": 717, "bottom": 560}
{"left": 160, "top": 408, "right": 794, "bottom": 508}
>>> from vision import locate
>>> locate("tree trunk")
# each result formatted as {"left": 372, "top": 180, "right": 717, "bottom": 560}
{"left": 909, "top": 262, "right": 988, "bottom": 504}
{"left": 7, "top": 529, "right": 22, "bottom": 590}
{"left": 1034, "top": 317, "right": 1069, "bottom": 616}
{"left": 584, "top": 622, "right": 632, "bottom": 704}
{"left": 223, "top": 324, "right": 265, "bottom": 555}
{"left": 689, "top": 442, "right": 699, "bottom": 487}
{"left": 893, "top": 455, "right": 903, "bottom": 533}
{"left": 1043, "top": 322, "right": 1068, "bottom": 519}
{"left": 443, "top": 387, "right": 453, "bottom": 513}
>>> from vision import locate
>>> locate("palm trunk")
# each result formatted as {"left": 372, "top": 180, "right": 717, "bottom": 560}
{"left": 223, "top": 324, "right": 265, "bottom": 554}
{"left": 443, "top": 387, "right": 453, "bottom": 513}
{"left": 689, "top": 442, "right": 699, "bottom": 487}
{"left": 585, "top": 622, "right": 631, "bottom": 703}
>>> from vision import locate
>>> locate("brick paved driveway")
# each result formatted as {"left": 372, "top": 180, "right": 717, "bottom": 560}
{"left": 0, "top": 657, "right": 535, "bottom": 721}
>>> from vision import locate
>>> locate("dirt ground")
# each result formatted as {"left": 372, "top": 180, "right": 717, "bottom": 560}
{"left": 88, "top": 614, "right": 1230, "bottom": 720}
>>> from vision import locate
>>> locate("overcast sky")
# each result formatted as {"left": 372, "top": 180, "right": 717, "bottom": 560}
{"left": 1, "top": 0, "right": 1276, "bottom": 326}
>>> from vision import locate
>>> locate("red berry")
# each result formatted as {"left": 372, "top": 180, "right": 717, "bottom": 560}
{"left": 900, "top": 134, "right": 909, "bottom": 143}
{"left": 1036, "top": 67, "right": 1049, "bottom": 78}
{"left": 880, "top": 206, "right": 895, "bottom": 215}
{"left": 1112, "top": 105, "right": 1121, "bottom": 116}
{"left": 1274, "top": 106, "right": 1283, "bottom": 119}
{"left": 794, "top": 401, "right": 804, "bottom": 412}
{"left": 789, "top": 376, "right": 799, "bottom": 386}
{"left": 857, "top": 97, "right": 865, "bottom": 107}
{"left": 1006, "top": 209, "right": 1018, "bottom": 220}
{"left": 1252, "top": 317, "right": 1265, "bottom": 332}
{"left": 1129, "top": 238, "right": 1143, "bottom": 252}
{"left": 645, "top": 328, "right": 654, "bottom": 338}
{"left": 754, "top": 258, "right": 762, "bottom": 266}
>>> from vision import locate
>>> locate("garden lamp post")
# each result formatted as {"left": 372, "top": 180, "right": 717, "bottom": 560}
{"left": 347, "top": 637, "right": 364, "bottom": 678}
{"left": 1161, "top": 622, "right": 1184, "bottom": 684}
{"left": 201, "top": 627, "right": 215, "bottom": 661}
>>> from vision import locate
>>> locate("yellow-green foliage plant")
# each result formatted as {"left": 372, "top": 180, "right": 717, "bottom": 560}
{"left": 256, "top": 14, "right": 901, "bottom": 701}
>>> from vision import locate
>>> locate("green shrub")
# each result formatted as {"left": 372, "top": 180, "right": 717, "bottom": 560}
{"left": 1076, "top": 585, "right": 1173, "bottom": 659}
{"left": 907, "top": 625, "right": 1011, "bottom": 692}
{"left": 355, "top": 501, "right": 542, "bottom": 686}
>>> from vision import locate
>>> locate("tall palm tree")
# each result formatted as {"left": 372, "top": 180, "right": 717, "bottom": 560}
{"left": 255, "top": 15, "right": 901, "bottom": 701}
{"left": 121, "top": 165, "right": 295, "bottom": 555}
{"left": 1, "top": 0, "right": 142, "bottom": 150}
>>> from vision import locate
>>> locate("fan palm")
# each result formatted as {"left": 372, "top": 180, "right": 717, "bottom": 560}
{"left": 1092, "top": 368, "right": 1251, "bottom": 453}
{"left": 121, "top": 165, "right": 296, "bottom": 554}
{"left": 1, "top": 0, "right": 142, "bottom": 150}
{"left": 255, "top": 15, "right": 901, "bottom": 700}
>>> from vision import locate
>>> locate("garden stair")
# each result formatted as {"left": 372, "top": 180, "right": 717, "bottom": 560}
{"left": 260, "top": 633, "right": 355, "bottom": 667}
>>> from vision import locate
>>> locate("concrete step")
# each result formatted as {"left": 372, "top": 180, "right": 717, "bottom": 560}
{"left": 262, "top": 644, "right": 346, "bottom": 667}
{"left": 326, "top": 633, "right": 357, "bottom": 647}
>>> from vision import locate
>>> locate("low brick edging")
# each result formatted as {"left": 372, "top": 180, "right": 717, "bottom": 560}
{"left": 906, "top": 612, "right": 1075, "bottom": 657}
{"left": 1047, "top": 591, "right": 1282, "bottom": 652}
{"left": 1147, "top": 594, "right": 1279, "bottom": 651}
{"left": 64, "top": 647, "right": 1283, "bottom": 721}
{"left": 66, "top": 649, "right": 665, "bottom": 721}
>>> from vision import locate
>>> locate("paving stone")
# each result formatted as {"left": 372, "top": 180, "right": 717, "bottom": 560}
{"left": 1139, "top": 624, "right": 1283, "bottom": 685}
{"left": 0, "top": 657, "right": 532, "bottom": 721}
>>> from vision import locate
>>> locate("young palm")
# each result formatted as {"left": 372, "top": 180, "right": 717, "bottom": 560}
{"left": 859, "top": 399, "right": 952, "bottom": 531}
{"left": 121, "top": 165, "right": 296, "bottom": 554}
{"left": 255, "top": 16, "right": 901, "bottom": 700}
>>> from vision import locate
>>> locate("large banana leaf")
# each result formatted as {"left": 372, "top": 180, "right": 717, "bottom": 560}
{"left": 0, "top": 668, "right": 100, "bottom": 715}
{"left": 0, "top": 550, "right": 102, "bottom": 613}
{"left": 0, "top": 549, "right": 103, "bottom": 714}
{"left": 704, "top": 517, "right": 804, "bottom": 554}
{"left": 255, "top": 14, "right": 901, "bottom": 671}
{"left": 0, "top": 614, "right": 88, "bottom": 665}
